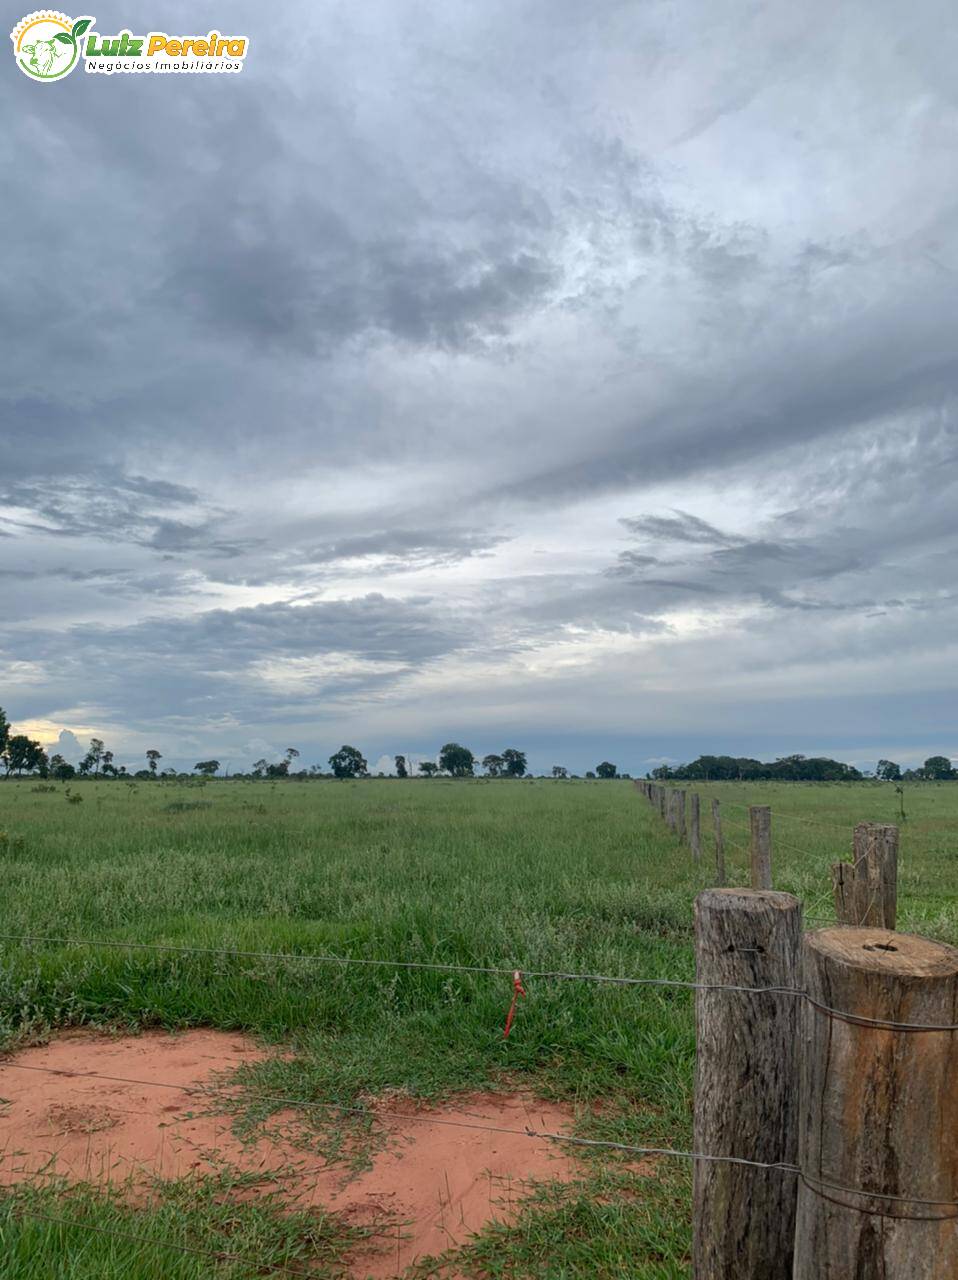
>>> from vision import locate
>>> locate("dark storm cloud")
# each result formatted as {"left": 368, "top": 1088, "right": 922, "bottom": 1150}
{"left": 165, "top": 215, "right": 558, "bottom": 354}
{"left": 306, "top": 527, "right": 509, "bottom": 566}
{"left": 607, "top": 422, "right": 958, "bottom": 622}
{"left": 1, "top": 473, "right": 201, "bottom": 540}
{"left": 15, "top": 593, "right": 469, "bottom": 674}
{"left": 2, "top": 592, "right": 479, "bottom": 736}
{"left": 620, "top": 512, "right": 744, "bottom": 547}
{"left": 488, "top": 260, "right": 958, "bottom": 506}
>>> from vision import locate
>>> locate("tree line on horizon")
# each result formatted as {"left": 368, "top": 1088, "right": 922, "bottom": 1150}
{"left": 649, "top": 753, "right": 958, "bottom": 782}
{"left": 5, "top": 707, "right": 953, "bottom": 785}
{"left": 0, "top": 712, "right": 625, "bottom": 782}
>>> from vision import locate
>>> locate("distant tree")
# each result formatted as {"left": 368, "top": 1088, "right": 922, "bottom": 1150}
{"left": 251, "top": 758, "right": 268, "bottom": 779}
{"left": 193, "top": 760, "right": 221, "bottom": 777}
{"left": 551, "top": 766, "right": 568, "bottom": 778}
{"left": 876, "top": 759, "right": 902, "bottom": 782}
{"left": 50, "top": 754, "right": 76, "bottom": 781}
{"left": 418, "top": 761, "right": 439, "bottom": 777}
{"left": 394, "top": 755, "right": 408, "bottom": 779}
{"left": 146, "top": 749, "right": 162, "bottom": 776}
{"left": 265, "top": 760, "right": 289, "bottom": 778}
{"left": 585, "top": 771, "right": 596, "bottom": 779}
{"left": 596, "top": 761, "right": 618, "bottom": 779}
{"left": 3, "top": 734, "right": 47, "bottom": 777}
{"left": 923, "top": 755, "right": 955, "bottom": 780}
{"left": 439, "top": 743, "right": 475, "bottom": 777}
{"left": 101, "top": 750, "right": 116, "bottom": 777}
{"left": 133, "top": 769, "right": 153, "bottom": 780}
{"left": 0, "top": 707, "right": 9, "bottom": 758}
{"left": 501, "top": 748, "right": 527, "bottom": 779}
{"left": 482, "top": 753, "right": 505, "bottom": 777}
{"left": 285, "top": 747, "right": 300, "bottom": 766}
{"left": 329, "top": 745, "right": 368, "bottom": 779}
{"left": 78, "top": 737, "right": 105, "bottom": 779}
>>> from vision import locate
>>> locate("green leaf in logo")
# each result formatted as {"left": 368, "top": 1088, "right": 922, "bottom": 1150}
{"left": 72, "top": 17, "right": 92, "bottom": 38}
{"left": 54, "top": 32, "right": 74, "bottom": 44}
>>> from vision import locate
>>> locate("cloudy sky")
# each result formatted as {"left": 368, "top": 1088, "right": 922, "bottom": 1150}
{"left": 3, "top": 0, "right": 957, "bottom": 775}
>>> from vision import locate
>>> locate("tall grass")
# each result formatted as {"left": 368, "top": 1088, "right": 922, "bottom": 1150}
{"left": 1, "top": 776, "right": 955, "bottom": 1277}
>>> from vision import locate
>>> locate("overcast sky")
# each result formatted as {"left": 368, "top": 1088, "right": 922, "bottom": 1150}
{"left": 3, "top": 0, "right": 957, "bottom": 775}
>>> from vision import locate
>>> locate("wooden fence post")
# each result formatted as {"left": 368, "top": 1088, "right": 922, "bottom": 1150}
{"left": 794, "top": 927, "right": 958, "bottom": 1278}
{"left": 690, "top": 793, "right": 701, "bottom": 863}
{"left": 666, "top": 789, "right": 677, "bottom": 832}
{"left": 658, "top": 786, "right": 667, "bottom": 821}
{"left": 749, "top": 805, "right": 772, "bottom": 889}
{"left": 832, "top": 822, "right": 898, "bottom": 929}
{"left": 676, "top": 789, "right": 687, "bottom": 841}
{"left": 693, "top": 889, "right": 802, "bottom": 1278}
{"left": 711, "top": 798, "right": 726, "bottom": 887}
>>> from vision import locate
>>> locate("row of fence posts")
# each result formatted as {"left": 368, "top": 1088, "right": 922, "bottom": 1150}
{"left": 633, "top": 778, "right": 956, "bottom": 1279}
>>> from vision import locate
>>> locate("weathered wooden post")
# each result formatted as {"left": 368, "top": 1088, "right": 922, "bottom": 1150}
{"left": 711, "top": 798, "right": 726, "bottom": 887}
{"left": 690, "top": 793, "right": 701, "bottom": 863}
{"left": 694, "top": 889, "right": 802, "bottom": 1278}
{"left": 666, "top": 789, "right": 677, "bottom": 832}
{"left": 658, "top": 785, "right": 667, "bottom": 821}
{"left": 749, "top": 805, "right": 772, "bottom": 889}
{"left": 794, "top": 927, "right": 958, "bottom": 1278}
{"left": 676, "top": 789, "right": 687, "bottom": 841}
{"left": 832, "top": 822, "right": 898, "bottom": 929}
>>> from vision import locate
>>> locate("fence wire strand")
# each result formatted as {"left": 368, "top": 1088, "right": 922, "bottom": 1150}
{"left": 1, "top": 938, "right": 957, "bottom": 1031}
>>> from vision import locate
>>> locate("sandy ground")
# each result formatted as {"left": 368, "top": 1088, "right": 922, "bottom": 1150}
{"left": 0, "top": 1029, "right": 583, "bottom": 1276}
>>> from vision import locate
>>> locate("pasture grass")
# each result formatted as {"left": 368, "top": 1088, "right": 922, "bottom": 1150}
{"left": 0, "top": 776, "right": 956, "bottom": 1276}
{"left": 0, "top": 1172, "right": 366, "bottom": 1279}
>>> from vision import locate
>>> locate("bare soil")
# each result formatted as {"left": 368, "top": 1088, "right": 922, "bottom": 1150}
{"left": 0, "top": 1029, "right": 584, "bottom": 1276}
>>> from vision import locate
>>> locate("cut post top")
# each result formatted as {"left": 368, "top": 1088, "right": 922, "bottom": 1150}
{"left": 805, "top": 926, "right": 958, "bottom": 978}
{"left": 697, "top": 887, "right": 799, "bottom": 913}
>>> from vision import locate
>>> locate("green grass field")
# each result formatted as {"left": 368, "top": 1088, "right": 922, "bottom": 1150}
{"left": 0, "top": 777, "right": 955, "bottom": 1277}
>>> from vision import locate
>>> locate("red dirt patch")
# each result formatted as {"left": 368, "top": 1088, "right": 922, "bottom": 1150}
{"left": 0, "top": 1030, "right": 582, "bottom": 1276}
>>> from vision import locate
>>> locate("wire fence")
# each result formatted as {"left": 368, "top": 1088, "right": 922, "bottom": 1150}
{"left": 646, "top": 785, "right": 955, "bottom": 942}
{"left": 1, "top": 931, "right": 957, "bottom": 1031}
